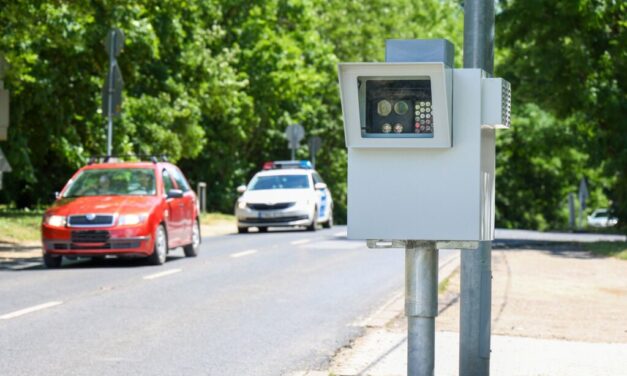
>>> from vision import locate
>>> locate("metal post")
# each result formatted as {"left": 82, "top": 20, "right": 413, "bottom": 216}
{"left": 107, "top": 30, "right": 115, "bottom": 157}
{"left": 405, "top": 241, "right": 438, "bottom": 376}
{"left": 291, "top": 147, "right": 295, "bottom": 161}
{"left": 461, "top": 0, "right": 494, "bottom": 375}
{"left": 197, "top": 182, "right": 207, "bottom": 213}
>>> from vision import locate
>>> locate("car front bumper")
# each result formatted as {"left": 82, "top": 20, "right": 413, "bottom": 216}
{"left": 235, "top": 206, "right": 312, "bottom": 228}
{"left": 42, "top": 224, "right": 153, "bottom": 257}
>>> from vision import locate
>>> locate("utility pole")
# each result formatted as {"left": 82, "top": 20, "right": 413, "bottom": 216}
{"left": 460, "top": 0, "right": 495, "bottom": 375}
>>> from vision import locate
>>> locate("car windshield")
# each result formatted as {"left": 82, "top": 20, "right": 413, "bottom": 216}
{"left": 249, "top": 174, "right": 310, "bottom": 190}
{"left": 63, "top": 168, "right": 157, "bottom": 197}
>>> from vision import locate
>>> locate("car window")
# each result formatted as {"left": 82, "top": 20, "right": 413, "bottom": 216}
{"left": 170, "top": 167, "right": 191, "bottom": 192}
{"left": 249, "top": 175, "right": 310, "bottom": 190}
{"left": 63, "top": 168, "right": 156, "bottom": 197}
{"left": 162, "top": 169, "right": 175, "bottom": 194}
{"left": 312, "top": 172, "right": 325, "bottom": 185}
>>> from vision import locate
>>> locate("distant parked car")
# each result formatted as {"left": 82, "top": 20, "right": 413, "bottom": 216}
{"left": 41, "top": 158, "right": 200, "bottom": 268}
{"left": 587, "top": 208, "right": 618, "bottom": 228}
{"left": 234, "top": 160, "right": 333, "bottom": 233}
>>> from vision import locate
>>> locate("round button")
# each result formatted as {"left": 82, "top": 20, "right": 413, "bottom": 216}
{"left": 393, "top": 123, "right": 404, "bottom": 133}
{"left": 382, "top": 123, "right": 392, "bottom": 133}
{"left": 394, "top": 101, "right": 409, "bottom": 115}
{"left": 377, "top": 100, "right": 392, "bottom": 116}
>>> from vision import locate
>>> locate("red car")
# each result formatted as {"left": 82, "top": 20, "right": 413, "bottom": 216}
{"left": 41, "top": 159, "right": 201, "bottom": 268}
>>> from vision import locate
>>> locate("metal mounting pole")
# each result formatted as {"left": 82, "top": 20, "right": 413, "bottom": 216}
{"left": 106, "top": 30, "right": 115, "bottom": 157}
{"left": 405, "top": 241, "right": 438, "bottom": 376}
{"left": 461, "top": 1, "right": 494, "bottom": 374}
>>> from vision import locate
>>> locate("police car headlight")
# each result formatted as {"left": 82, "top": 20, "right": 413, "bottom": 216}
{"left": 237, "top": 200, "right": 247, "bottom": 210}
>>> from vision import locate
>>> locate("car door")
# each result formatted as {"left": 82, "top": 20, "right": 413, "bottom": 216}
{"left": 162, "top": 168, "right": 184, "bottom": 246}
{"left": 312, "top": 172, "right": 330, "bottom": 222}
{"left": 170, "top": 166, "right": 196, "bottom": 244}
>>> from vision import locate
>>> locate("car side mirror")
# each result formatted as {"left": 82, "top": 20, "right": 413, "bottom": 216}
{"left": 236, "top": 185, "right": 247, "bottom": 194}
{"left": 53, "top": 192, "right": 60, "bottom": 200}
{"left": 314, "top": 182, "right": 327, "bottom": 190}
{"left": 167, "top": 189, "right": 184, "bottom": 199}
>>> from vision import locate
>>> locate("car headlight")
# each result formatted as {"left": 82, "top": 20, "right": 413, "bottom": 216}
{"left": 44, "top": 215, "right": 66, "bottom": 227}
{"left": 237, "top": 200, "right": 247, "bottom": 210}
{"left": 118, "top": 214, "right": 147, "bottom": 226}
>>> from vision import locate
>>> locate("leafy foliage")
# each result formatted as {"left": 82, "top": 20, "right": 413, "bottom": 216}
{"left": 497, "top": 0, "right": 626, "bottom": 228}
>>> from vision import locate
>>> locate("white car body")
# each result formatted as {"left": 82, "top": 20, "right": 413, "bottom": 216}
{"left": 587, "top": 209, "right": 618, "bottom": 228}
{"left": 235, "top": 167, "right": 333, "bottom": 231}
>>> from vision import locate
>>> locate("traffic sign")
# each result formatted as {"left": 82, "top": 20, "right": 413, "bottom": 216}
{"left": 0, "top": 54, "right": 8, "bottom": 79}
{"left": 102, "top": 63, "right": 123, "bottom": 117}
{"left": 285, "top": 123, "right": 305, "bottom": 148}
{"left": 0, "top": 87, "right": 8, "bottom": 140}
{"left": 105, "top": 28, "right": 125, "bottom": 57}
{"left": 308, "top": 136, "right": 322, "bottom": 154}
{"left": 0, "top": 147, "right": 11, "bottom": 172}
{"left": 579, "top": 178, "right": 589, "bottom": 210}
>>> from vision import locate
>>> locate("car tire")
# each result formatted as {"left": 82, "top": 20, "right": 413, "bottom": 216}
{"left": 91, "top": 256, "right": 106, "bottom": 264}
{"left": 258, "top": 226, "right": 268, "bottom": 233}
{"left": 306, "top": 207, "right": 319, "bottom": 232}
{"left": 183, "top": 219, "right": 200, "bottom": 257}
{"left": 238, "top": 226, "right": 248, "bottom": 234}
{"left": 322, "top": 207, "right": 333, "bottom": 229}
{"left": 43, "top": 253, "right": 62, "bottom": 268}
{"left": 147, "top": 224, "right": 168, "bottom": 266}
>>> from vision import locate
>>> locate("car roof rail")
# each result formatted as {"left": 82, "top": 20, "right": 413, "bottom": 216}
{"left": 87, "top": 154, "right": 166, "bottom": 164}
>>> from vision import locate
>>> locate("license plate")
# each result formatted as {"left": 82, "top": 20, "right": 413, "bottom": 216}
{"left": 260, "top": 211, "right": 280, "bottom": 218}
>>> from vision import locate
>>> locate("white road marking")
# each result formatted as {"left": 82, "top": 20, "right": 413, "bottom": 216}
{"left": 10, "top": 262, "right": 43, "bottom": 270}
{"left": 231, "top": 249, "right": 258, "bottom": 258}
{"left": 0, "top": 301, "right": 63, "bottom": 320}
{"left": 143, "top": 268, "right": 182, "bottom": 280}
{"left": 334, "top": 231, "right": 347, "bottom": 237}
{"left": 290, "top": 239, "right": 312, "bottom": 245}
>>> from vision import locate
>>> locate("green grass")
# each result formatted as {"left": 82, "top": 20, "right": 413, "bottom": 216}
{"left": 0, "top": 208, "right": 43, "bottom": 243}
{"left": 0, "top": 208, "right": 234, "bottom": 244}
{"left": 199, "top": 212, "right": 235, "bottom": 226}
{"left": 584, "top": 241, "right": 627, "bottom": 260}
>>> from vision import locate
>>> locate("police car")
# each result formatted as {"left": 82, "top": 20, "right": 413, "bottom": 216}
{"left": 234, "top": 160, "right": 333, "bottom": 233}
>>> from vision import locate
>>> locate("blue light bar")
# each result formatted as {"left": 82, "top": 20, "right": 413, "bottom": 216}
{"left": 299, "top": 160, "right": 313, "bottom": 169}
{"left": 271, "top": 160, "right": 313, "bottom": 169}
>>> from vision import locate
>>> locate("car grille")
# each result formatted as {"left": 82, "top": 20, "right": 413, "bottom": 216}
{"left": 243, "top": 215, "right": 308, "bottom": 224}
{"left": 247, "top": 202, "right": 295, "bottom": 211}
{"left": 68, "top": 215, "right": 115, "bottom": 227}
{"left": 71, "top": 230, "right": 110, "bottom": 243}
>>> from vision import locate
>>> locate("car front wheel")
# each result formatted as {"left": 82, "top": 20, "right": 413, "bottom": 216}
{"left": 183, "top": 219, "right": 200, "bottom": 257}
{"left": 147, "top": 224, "right": 168, "bottom": 265}
{"left": 306, "top": 207, "right": 319, "bottom": 232}
{"left": 323, "top": 207, "right": 333, "bottom": 229}
{"left": 43, "top": 253, "right": 62, "bottom": 268}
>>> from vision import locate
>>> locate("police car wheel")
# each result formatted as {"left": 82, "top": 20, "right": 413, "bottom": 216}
{"left": 306, "top": 207, "right": 319, "bottom": 232}
{"left": 258, "top": 226, "right": 268, "bottom": 233}
{"left": 323, "top": 209, "right": 333, "bottom": 229}
{"left": 238, "top": 226, "right": 248, "bottom": 234}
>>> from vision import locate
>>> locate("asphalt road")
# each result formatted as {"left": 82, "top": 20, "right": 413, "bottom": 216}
{"left": 0, "top": 226, "right": 456, "bottom": 376}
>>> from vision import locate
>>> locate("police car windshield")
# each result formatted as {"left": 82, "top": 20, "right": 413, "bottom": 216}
{"left": 64, "top": 168, "right": 157, "bottom": 197}
{"left": 249, "top": 175, "right": 310, "bottom": 190}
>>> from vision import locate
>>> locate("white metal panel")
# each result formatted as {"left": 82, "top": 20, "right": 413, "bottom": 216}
{"left": 347, "top": 69, "right": 486, "bottom": 240}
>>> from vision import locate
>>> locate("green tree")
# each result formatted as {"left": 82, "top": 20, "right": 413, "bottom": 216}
{"left": 497, "top": 0, "right": 626, "bottom": 228}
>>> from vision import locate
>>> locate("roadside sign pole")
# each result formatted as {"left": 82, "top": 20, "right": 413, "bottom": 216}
{"left": 460, "top": 0, "right": 494, "bottom": 375}
{"left": 103, "top": 28, "right": 124, "bottom": 157}
{"left": 285, "top": 124, "right": 305, "bottom": 161}
{"left": 107, "top": 30, "right": 115, "bottom": 157}
{"left": 406, "top": 241, "right": 438, "bottom": 375}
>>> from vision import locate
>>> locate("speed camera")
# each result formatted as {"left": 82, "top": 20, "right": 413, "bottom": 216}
{"left": 339, "top": 63, "right": 452, "bottom": 148}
